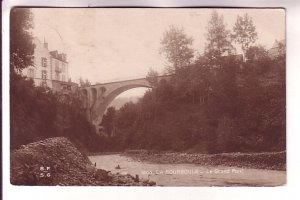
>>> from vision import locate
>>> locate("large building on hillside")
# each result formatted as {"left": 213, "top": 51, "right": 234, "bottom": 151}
{"left": 22, "top": 37, "right": 77, "bottom": 93}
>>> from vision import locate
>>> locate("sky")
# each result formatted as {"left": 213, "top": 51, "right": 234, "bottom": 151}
{"left": 31, "top": 8, "right": 285, "bottom": 98}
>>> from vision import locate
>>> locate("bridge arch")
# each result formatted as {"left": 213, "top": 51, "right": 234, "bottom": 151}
{"left": 79, "top": 75, "right": 171, "bottom": 131}
{"left": 92, "top": 83, "right": 151, "bottom": 126}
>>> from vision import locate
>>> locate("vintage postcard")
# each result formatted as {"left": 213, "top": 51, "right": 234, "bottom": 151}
{"left": 9, "top": 7, "right": 286, "bottom": 187}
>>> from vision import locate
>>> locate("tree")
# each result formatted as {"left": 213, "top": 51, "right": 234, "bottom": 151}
{"left": 276, "top": 41, "right": 285, "bottom": 58}
{"left": 189, "top": 60, "right": 212, "bottom": 105}
{"left": 79, "top": 77, "right": 91, "bottom": 87}
{"left": 245, "top": 45, "right": 269, "bottom": 62}
{"left": 245, "top": 45, "right": 272, "bottom": 74}
{"left": 204, "top": 10, "right": 234, "bottom": 66}
{"left": 115, "top": 102, "right": 139, "bottom": 128}
{"left": 101, "top": 107, "right": 117, "bottom": 137}
{"left": 160, "top": 25, "right": 194, "bottom": 73}
{"left": 146, "top": 68, "right": 159, "bottom": 87}
{"left": 232, "top": 13, "right": 257, "bottom": 58}
{"left": 10, "top": 8, "right": 35, "bottom": 72}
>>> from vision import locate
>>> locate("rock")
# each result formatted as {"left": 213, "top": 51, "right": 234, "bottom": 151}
{"left": 11, "top": 137, "right": 156, "bottom": 186}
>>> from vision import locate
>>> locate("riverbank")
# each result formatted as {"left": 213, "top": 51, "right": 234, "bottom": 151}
{"left": 87, "top": 151, "right": 121, "bottom": 156}
{"left": 89, "top": 153, "right": 286, "bottom": 186}
{"left": 123, "top": 150, "right": 286, "bottom": 171}
{"left": 10, "top": 137, "right": 155, "bottom": 186}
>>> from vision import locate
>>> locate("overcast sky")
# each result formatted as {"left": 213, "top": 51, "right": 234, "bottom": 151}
{"left": 31, "top": 8, "right": 285, "bottom": 97}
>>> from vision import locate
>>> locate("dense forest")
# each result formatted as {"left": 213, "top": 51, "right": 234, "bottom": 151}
{"left": 99, "top": 11, "right": 285, "bottom": 153}
{"left": 10, "top": 9, "right": 285, "bottom": 153}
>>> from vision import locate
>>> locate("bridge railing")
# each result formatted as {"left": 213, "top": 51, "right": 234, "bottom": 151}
{"left": 88, "top": 73, "right": 172, "bottom": 86}
{"left": 94, "top": 75, "right": 147, "bottom": 84}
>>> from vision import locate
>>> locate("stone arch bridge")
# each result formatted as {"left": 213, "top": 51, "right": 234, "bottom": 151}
{"left": 79, "top": 75, "right": 171, "bottom": 129}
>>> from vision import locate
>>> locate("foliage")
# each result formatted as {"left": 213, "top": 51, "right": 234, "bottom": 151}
{"left": 146, "top": 68, "right": 159, "bottom": 87}
{"left": 94, "top": 13, "right": 285, "bottom": 153}
{"left": 204, "top": 10, "right": 235, "bottom": 66}
{"left": 160, "top": 25, "right": 194, "bottom": 73}
{"left": 232, "top": 13, "right": 257, "bottom": 56}
{"left": 246, "top": 45, "right": 269, "bottom": 62}
{"left": 10, "top": 9, "right": 285, "bottom": 154}
{"left": 10, "top": 72, "right": 99, "bottom": 151}
{"left": 79, "top": 77, "right": 91, "bottom": 87}
{"left": 245, "top": 46, "right": 272, "bottom": 74}
{"left": 99, "top": 48, "right": 285, "bottom": 153}
{"left": 10, "top": 7, "right": 100, "bottom": 151}
{"left": 101, "top": 107, "right": 117, "bottom": 137}
{"left": 10, "top": 8, "right": 35, "bottom": 71}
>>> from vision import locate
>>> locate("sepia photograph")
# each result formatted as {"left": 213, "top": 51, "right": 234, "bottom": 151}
{"left": 9, "top": 7, "right": 286, "bottom": 187}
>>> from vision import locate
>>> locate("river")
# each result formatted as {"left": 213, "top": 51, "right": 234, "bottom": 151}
{"left": 89, "top": 154, "right": 286, "bottom": 186}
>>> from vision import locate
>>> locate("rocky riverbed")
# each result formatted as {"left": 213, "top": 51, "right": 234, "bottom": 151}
{"left": 10, "top": 137, "right": 155, "bottom": 186}
{"left": 123, "top": 150, "right": 286, "bottom": 171}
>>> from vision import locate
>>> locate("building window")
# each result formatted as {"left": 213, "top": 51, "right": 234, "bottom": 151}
{"left": 41, "top": 58, "right": 47, "bottom": 67}
{"left": 55, "top": 60, "right": 59, "bottom": 68}
{"left": 42, "top": 70, "right": 47, "bottom": 80}
{"left": 62, "top": 63, "right": 65, "bottom": 72}
{"left": 28, "top": 69, "right": 34, "bottom": 78}
{"left": 55, "top": 72, "right": 60, "bottom": 81}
